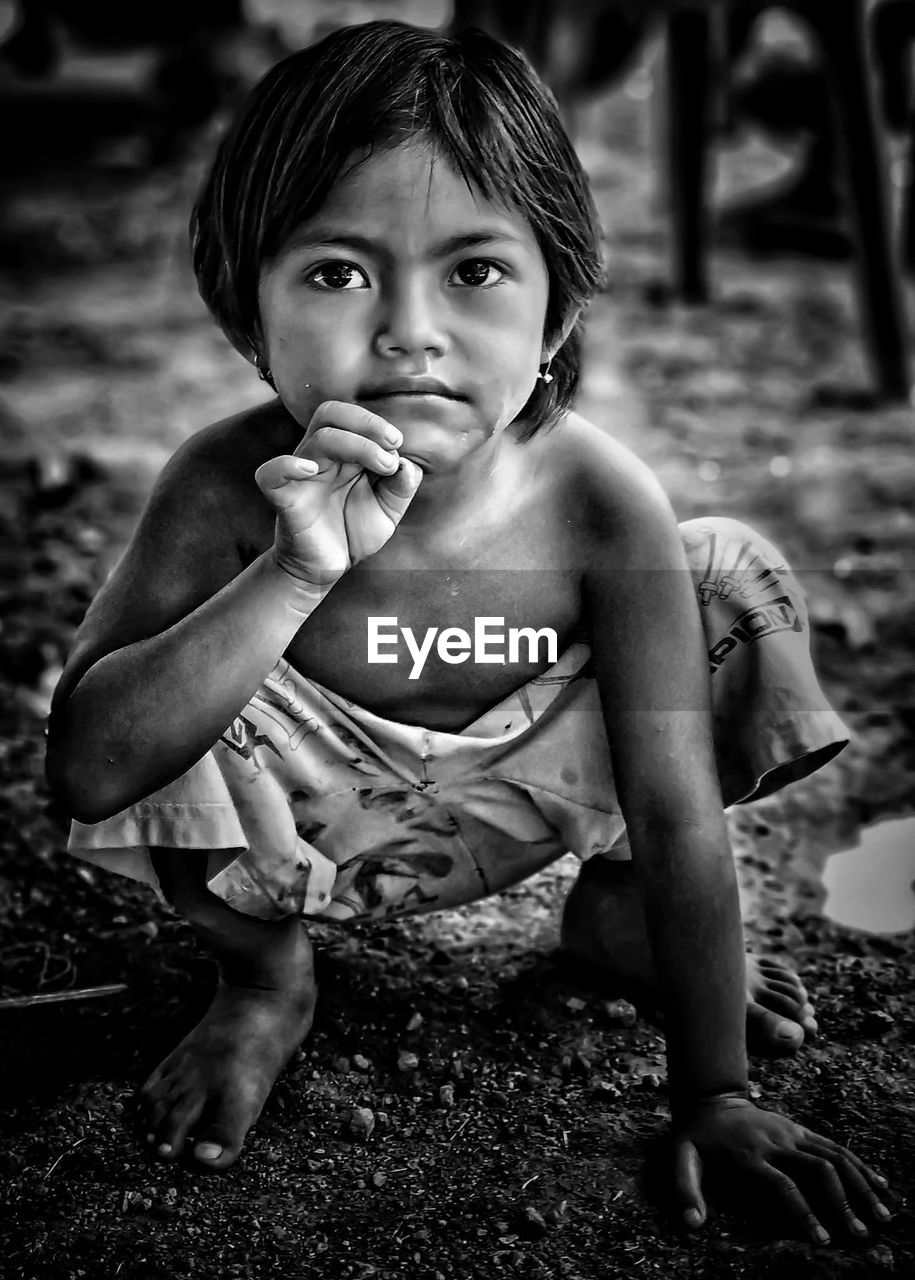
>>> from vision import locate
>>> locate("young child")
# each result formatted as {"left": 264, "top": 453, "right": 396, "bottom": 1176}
{"left": 48, "top": 19, "right": 891, "bottom": 1244}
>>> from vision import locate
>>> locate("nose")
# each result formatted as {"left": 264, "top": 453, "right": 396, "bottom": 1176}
{"left": 373, "top": 275, "right": 447, "bottom": 362}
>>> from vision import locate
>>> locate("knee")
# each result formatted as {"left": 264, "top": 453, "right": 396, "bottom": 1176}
{"left": 679, "top": 515, "right": 782, "bottom": 556}
{"left": 678, "top": 517, "right": 797, "bottom": 593}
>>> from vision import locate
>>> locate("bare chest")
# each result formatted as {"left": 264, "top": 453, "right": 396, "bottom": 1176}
{"left": 234, "top": 423, "right": 586, "bottom": 730}
{"left": 288, "top": 557, "right": 581, "bottom": 728}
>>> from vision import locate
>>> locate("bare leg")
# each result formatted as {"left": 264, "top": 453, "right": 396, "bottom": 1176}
{"left": 560, "top": 858, "right": 817, "bottom": 1055}
{"left": 138, "top": 849, "right": 316, "bottom": 1170}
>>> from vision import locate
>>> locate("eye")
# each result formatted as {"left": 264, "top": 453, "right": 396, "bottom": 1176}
{"left": 449, "top": 259, "right": 506, "bottom": 288}
{"left": 305, "top": 261, "right": 369, "bottom": 290}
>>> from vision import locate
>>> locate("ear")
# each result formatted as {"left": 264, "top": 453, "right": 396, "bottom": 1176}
{"left": 541, "top": 307, "right": 581, "bottom": 363}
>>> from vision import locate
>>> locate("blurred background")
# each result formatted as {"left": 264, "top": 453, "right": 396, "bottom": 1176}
{"left": 2, "top": 4, "right": 914, "bottom": 1277}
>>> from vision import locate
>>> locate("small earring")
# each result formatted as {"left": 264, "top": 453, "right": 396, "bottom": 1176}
{"left": 254, "top": 353, "right": 274, "bottom": 387}
{"left": 537, "top": 360, "right": 554, "bottom": 385}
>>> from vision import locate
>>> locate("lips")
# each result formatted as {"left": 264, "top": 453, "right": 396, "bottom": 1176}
{"left": 360, "top": 378, "right": 467, "bottom": 400}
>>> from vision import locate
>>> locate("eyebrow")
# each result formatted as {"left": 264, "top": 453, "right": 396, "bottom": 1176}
{"left": 283, "top": 228, "right": 528, "bottom": 260}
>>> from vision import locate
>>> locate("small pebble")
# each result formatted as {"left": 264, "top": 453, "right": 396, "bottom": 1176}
{"left": 861, "top": 1010, "right": 896, "bottom": 1035}
{"left": 439, "top": 1084, "right": 455, "bottom": 1108}
{"left": 519, "top": 1206, "right": 548, "bottom": 1239}
{"left": 565, "top": 996, "right": 586, "bottom": 1013}
{"left": 352, "top": 1054, "right": 372, "bottom": 1072}
{"left": 397, "top": 1051, "right": 419, "bottom": 1072}
{"left": 602, "top": 998, "right": 637, "bottom": 1026}
{"left": 348, "top": 1107, "right": 375, "bottom": 1140}
{"left": 332, "top": 1056, "right": 351, "bottom": 1074}
{"left": 372, "top": 1171, "right": 387, "bottom": 1187}
{"left": 406, "top": 1012, "right": 424, "bottom": 1031}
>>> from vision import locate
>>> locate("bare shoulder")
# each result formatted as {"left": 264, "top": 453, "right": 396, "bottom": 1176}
{"left": 160, "top": 398, "right": 299, "bottom": 516}
{"left": 53, "top": 399, "right": 296, "bottom": 704}
{"left": 546, "top": 411, "right": 687, "bottom": 570}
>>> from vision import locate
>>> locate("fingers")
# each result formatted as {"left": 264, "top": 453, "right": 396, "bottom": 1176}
{"left": 259, "top": 404, "right": 404, "bottom": 506}
{"left": 800, "top": 1137, "right": 893, "bottom": 1222}
{"left": 255, "top": 455, "right": 320, "bottom": 493}
{"left": 757, "top": 1165, "right": 830, "bottom": 1245}
{"left": 782, "top": 1150, "right": 870, "bottom": 1239}
{"left": 298, "top": 401, "right": 403, "bottom": 467}
{"left": 672, "top": 1138, "right": 707, "bottom": 1228}
{"left": 373, "top": 457, "right": 424, "bottom": 517}
{"left": 800, "top": 1131, "right": 888, "bottom": 1191}
{"left": 301, "top": 427, "right": 401, "bottom": 478}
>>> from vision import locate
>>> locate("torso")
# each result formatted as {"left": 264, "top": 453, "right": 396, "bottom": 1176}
{"left": 225, "top": 404, "right": 591, "bottom": 731}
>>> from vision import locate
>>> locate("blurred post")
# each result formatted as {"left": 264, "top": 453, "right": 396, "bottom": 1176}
{"left": 806, "top": 0, "right": 912, "bottom": 400}
{"left": 665, "top": 5, "right": 716, "bottom": 302}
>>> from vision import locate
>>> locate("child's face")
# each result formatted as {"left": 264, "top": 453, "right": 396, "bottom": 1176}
{"left": 257, "top": 142, "right": 553, "bottom": 472}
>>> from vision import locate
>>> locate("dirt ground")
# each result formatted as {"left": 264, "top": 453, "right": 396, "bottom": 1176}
{"left": 2, "top": 6, "right": 914, "bottom": 1279}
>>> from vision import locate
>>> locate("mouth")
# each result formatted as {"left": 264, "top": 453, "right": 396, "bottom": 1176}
{"left": 360, "top": 379, "right": 468, "bottom": 402}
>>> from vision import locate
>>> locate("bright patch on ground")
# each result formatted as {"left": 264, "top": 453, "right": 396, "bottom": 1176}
{"left": 821, "top": 817, "right": 915, "bottom": 934}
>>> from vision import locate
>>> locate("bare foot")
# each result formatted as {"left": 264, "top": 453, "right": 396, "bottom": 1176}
{"left": 138, "top": 932, "right": 316, "bottom": 1170}
{"left": 560, "top": 859, "right": 817, "bottom": 1056}
{"left": 744, "top": 953, "right": 817, "bottom": 1054}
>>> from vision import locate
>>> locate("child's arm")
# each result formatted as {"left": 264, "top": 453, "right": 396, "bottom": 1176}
{"left": 581, "top": 455, "right": 888, "bottom": 1243}
{"left": 47, "top": 403, "right": 421, "bottom": 823}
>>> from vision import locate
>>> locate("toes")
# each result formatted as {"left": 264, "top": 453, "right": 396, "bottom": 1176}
{"left": 751, "top": 958, "right": 817, "bottom": 1034}
{"left": 140, "top": 1090, "right": 205, "bottom": 1160}
{"left": 753, "top": 987, "right": 809, "bottom": 1023}
{"left": 756, "top": 956, "right": 805, "bottom": 989}
{"left": 191, "top": 1139, "right": 241, "bottom": 1171}
{"left": 188, "top": 1092, "right": 261, "bottom": 1172}
{"left": 156, "top": 1093, "right": 206, "bottom": 1160}
{"left": 191, "top": 1121, "right": 245, "bottom": 1171}
{"left": 747, "top": 1001, "right": 805, "bottom": 1054}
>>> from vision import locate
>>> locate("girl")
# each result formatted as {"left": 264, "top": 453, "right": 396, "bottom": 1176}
{"left": 48, "top": 19, "right": 890, "bottom": 1245}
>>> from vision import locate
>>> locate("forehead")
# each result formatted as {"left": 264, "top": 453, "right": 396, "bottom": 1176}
{"left": 288, "top": 141, "right": 540, "bottom": 254}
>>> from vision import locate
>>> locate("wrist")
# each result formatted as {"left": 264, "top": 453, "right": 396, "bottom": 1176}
{"left": 670, "top": 1084, "right": 751, "bottom": 1119}
{"left": 263, "top": 550, "right": 337, "bottom": 613}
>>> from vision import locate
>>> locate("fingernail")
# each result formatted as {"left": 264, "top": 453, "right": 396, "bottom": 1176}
{"left": 851, "top": 1218, "right": 868, "bottom": 1236}
{"left": 156, "top": 1142, "right": 172, "bottom": 1156}
{"left": 803, "top": 1018, "right": 818, "bottom": 1034}
{"left": 684, "top": 1208, "right": 702, "bottom": 1227}
{"left": 814, "top": 1227, "right": 830, "bottom": 1244}
{"left": 876, "top": 1203, "right": 891, "bottom": 1219}
{"left": 384, "top": 427, "right": 403, "bottom": 446}
{"left": 875, "top": 1175, "right": 888, "bottom": 1187}
{"left": 195, "top": 1142, "right": 223, "bottom": 1161}
{"left": 776, "top": 1022, "right": 799, "bottom": 1039}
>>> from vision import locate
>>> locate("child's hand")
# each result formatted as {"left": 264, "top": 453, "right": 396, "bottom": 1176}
{"left": 673, "top": 1095, "right": 891, "bottom": 1244}
{"left": 254, "top": 401, "right": 423, "bottom": 590}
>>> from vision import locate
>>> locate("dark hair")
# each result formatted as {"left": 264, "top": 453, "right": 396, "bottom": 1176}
{"left": 192, "top": 20, "right": 604, "bottom": 438}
